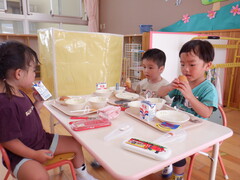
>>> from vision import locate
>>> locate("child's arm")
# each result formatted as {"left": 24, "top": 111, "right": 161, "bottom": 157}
{"left": 178, "top": 81, "right": 213, "bottom": 118}
{"left": 1, "top": 139, "right": 53, "bottom": 163}
{"left": 157, "top": 78, "right": 179, "bottom": 97}
{"left": 33, "top": 91, "right": 44, "bottom": 113}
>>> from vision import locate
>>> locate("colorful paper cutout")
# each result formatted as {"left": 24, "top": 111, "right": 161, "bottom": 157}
{"left": 159, "top": 2, "right": 240, "bottom": 32}
{"left": 207, "top": 10, "right": 217, "bottom": 19}
{"left": 230, "top": 4, "right": 240, "bottom": 16}
{"left": 201, "top": 0, "right": 227, "bottom": 5}
{"left": 182, "top": 14, "right": 190, "bottom": 23}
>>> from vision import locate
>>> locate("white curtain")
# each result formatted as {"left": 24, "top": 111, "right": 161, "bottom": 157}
{"left": 84, "top": 0, "right": 99, "bottom": 32}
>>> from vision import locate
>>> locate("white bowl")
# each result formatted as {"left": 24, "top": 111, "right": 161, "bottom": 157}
{"left": 88, "top": 96, "right": 108, "bottom": 109}
{"left": 146, "top": 98, "right": 166, "bottom": 110}
{"left": 155, "top": 110, "right": 190, "bottom": 124}
{"left": 95, "top": 89, "right": 112, "bottom": 97}
{"left": 65, "top": 97, "right": 86, "bottom": 111}
{"left": 109, "top": 86, "right": 126, "bottom": 95}
{"left": 128, "top": 101, "right": 142, "bottom": 108}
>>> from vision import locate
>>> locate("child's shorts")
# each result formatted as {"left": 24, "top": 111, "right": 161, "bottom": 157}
{"left": 13, "top": 134, "right": 59, "bottom": 177}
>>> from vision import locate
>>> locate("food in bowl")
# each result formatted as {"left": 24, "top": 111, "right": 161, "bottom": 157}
{"left": 88, "top": 96, "right": 108, "bottom": 109}
{"left": 127, "top": 101, "right": 141, "bottom": 108}
{"left": 56, "top": 96, "right": 71, "bottom": 105}
{"left": 146, "top": 98, "right": 166, "bottom": 110}
{"left": 109, "top": 86, "right": 126, "bottom": 95}
{"left": 59, "top": 96, "right": 71, "bottom": 101}
{"left": 65, "top": 97, "right": 86, "bottom": 110}
{"left": 95, "top": 89, "right": 112, "bottom": 97}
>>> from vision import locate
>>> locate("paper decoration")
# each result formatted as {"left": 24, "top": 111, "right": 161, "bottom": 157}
{"left": 207, "top": 10, "right": 217, "bottom": 19}
{"left": 165, "top": 0, "right": 183, "bottom": 6}
{"left": 182, "top": 14, "right": 190, "bottom": 23}
{"left": 201, "top": 0, "right": 227, "bottom": 5}
{"left": 230, "top": 4, "right": 240, "bottom": 16}
{"left": 175, "top": 0, "right": 182, "bottom": 6}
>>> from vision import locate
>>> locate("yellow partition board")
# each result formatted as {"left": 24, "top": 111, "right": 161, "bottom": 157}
{"left": 38, "top": 28, "right": 123, "bottom": 97}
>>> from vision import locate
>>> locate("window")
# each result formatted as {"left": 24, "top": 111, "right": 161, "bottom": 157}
{"left": 29, "top": 22, "right": 59, "bottom": 34}
{"left": 0, "top": 0, "right": 88, "bottom": 34}
{"left": 0, "top": 20, "right": 23, "bottom": 34}
{"left": 6, "top": 0, "right": 22, "bottom": 14}
{"left": 0, "top": 0, "right": 7, "bottom": 11}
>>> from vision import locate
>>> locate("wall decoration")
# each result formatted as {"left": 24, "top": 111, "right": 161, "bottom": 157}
{"left": 230, "top": 4, "right": 240, "bottom": 16}
{"left": 165, "top": 0, "right": 183, "bottom": 6}
{"left": 201, "top": 0, "right": 228, "bottom": 5}
{"left": 159, "top": 2, "right": 240, "bottom": 32}
{"left": 175, "top": 0, "right": 182, "bottom": 6}
{"left": 182, "top": 14, "right": 190, "bottom": 23}
{"left": 207, "top": 10, "right": 217, "bottom": 19}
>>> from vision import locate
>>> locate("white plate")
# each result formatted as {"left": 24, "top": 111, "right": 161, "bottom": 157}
{"left": 52, "top": 100, "right": 97, "bottom": 116}
{"left": 155, "top": 110, "right": 190, "bottom": 124}
{"left": 115, "top": 92, "right": 139, "bottom": 101}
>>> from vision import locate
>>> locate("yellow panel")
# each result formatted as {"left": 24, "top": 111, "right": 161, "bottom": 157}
{"left": 38, "top": 29, "right": 55, "bottom": 96}
{"left": 38, "top": 28, "right": 123, "bottom": 98}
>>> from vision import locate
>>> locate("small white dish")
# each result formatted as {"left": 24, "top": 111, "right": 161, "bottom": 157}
{"left": 95, "top": 89, "right": 112, "bottom": 97}
{"left": 146, "top": 98, "right": 166, "bottom": 110}
{"left": 88, "top": 96, "right": 108, "bottom": 109}
{"left": 115, "top": 92, "right": 139, "bottom": 101}
{"left": 155, "top": 110, "right": 190, "bottom": 124}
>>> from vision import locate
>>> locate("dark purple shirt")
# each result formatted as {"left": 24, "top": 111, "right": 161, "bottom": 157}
{"left": 0, "top": 91, "right": 54, "bottom": 170}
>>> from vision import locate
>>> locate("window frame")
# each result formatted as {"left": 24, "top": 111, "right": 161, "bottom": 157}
{"left": 0, "top": 0, "right": 88, "bottom": 34}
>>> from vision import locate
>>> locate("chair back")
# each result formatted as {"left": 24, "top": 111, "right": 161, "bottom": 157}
{"left": 208, "top": 105, "right": 227, "bottom": 127}
{"left": 0, "top": 144, "right": 13, "bottom": 179}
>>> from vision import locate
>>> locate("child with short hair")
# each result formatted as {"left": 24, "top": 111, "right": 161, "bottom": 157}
{"left": 126, "top": 48, "right": 171, "bottom": 103}
{"left": 158, "top": 40, "right": 218, "bottom": 179}
{"left": 0, "top": 41, "right": 97, "bottom": 180}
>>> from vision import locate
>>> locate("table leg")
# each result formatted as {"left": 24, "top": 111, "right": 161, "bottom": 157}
{"left": 50, "top": 114, "right": 55, "bottom": 133}
{"left": 209, "top": 142, "right": 219, "bottom": 180}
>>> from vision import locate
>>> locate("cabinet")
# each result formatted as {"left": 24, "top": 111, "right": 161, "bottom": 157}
{"left": 122, "top": 32, "right": 150, "bottom": 87}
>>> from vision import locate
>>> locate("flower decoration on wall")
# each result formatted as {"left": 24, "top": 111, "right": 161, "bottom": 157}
{"left": 207, "top": 10, "right": 217, "bottom": 19}
{"left": 230, "top": 4, "right": 240, "bottom": 16}
{"left": 182, "top": 14, "right": 190, "bottom": 23}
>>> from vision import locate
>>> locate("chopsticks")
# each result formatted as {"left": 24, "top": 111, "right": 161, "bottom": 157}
{"left": 70, "top": 109, "right": 96, "bottom": 113}
{"left": 70, "top": 116, "right": 98, "bottom": 120}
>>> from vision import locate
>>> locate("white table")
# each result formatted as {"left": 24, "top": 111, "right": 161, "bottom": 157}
{"left": 44, "top": 100, "right": 233, "bottom": 180}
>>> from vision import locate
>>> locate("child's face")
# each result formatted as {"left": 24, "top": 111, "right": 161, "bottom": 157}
{"left": 180, "top": 51, "right": 211, "bottom": 84}
{"left": 142, "top": 59, "right": 164, "bottom": 81}
{"left": 20, "top": 61, "right": 36, "bottom": 88}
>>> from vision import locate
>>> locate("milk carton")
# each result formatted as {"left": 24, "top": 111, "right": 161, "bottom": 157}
{"left": 140, "top": 100, "right": 156, "bottom": 122}
{"left": 32, "top": 81, "right": 52, "bottom": 100}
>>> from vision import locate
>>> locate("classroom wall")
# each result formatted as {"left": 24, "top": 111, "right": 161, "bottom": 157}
{"left": 99, "top": 0, "right": 237, "bottom": 34}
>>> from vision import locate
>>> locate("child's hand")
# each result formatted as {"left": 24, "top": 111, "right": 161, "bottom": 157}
{"left": 124, "top": 84, "right": 135, "bottom": 93}
{"left": 172, "top": 78, "right": 180, "bottom": 89}
{"left": 33, "top": 90, "right": 43, "bottom": 102}
{"left": 33, "top": 149, "right": 53, "bottom": 163}
{"left": 177, "top": 80, "right": 193, "bottom": 100}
